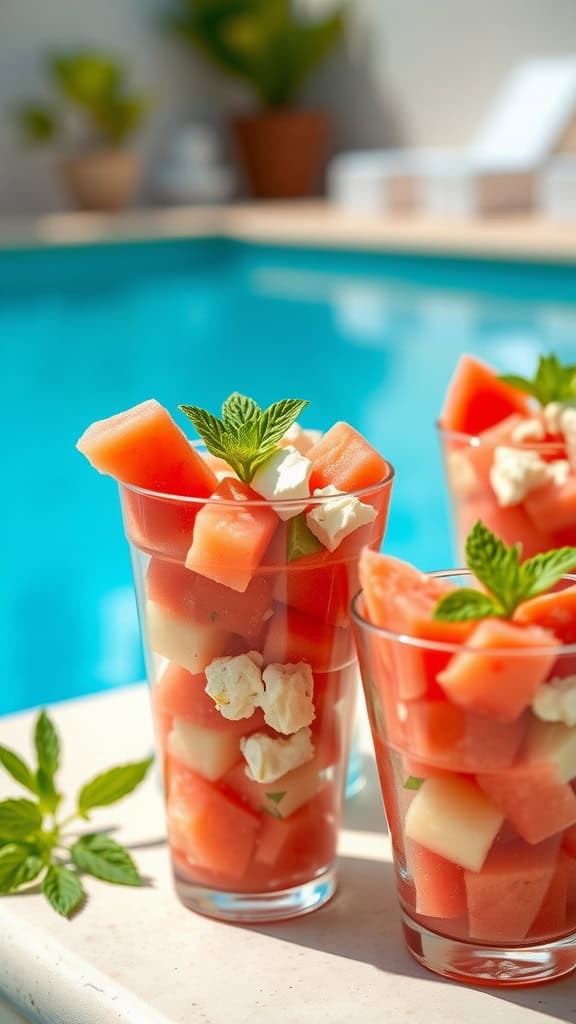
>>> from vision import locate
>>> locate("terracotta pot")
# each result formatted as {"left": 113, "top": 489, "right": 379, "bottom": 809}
{"left": 232, "top": 109, "right": 330, "bottom": 199}
{"left": 60, "top": 149, "right": 141, "bottom": 212}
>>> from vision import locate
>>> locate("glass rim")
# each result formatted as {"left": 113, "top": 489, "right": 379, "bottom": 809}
{"left": 351, "top": 569, "right": 576, "bottom": 656}
{"left": 435, "top": 418, "right": 564, "bottom": 453}
{"left": 119, "top": 446, "right": 395, "bottom": 506}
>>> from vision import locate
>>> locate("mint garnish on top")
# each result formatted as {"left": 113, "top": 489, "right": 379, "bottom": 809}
{"left": 499, "top": 353, "right": 576, "bottom": 406}
{"left": 434, "top": 520, "right": 576, "bottom": 622}
{"left": 179, "top": 392, "right": 309, "bottom": 484}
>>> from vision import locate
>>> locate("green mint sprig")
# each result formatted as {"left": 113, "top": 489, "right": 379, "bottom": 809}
{"left": 434, "top": 520, "right": 576, "bottom": 623}
{"left": 179, "top": 392, "right": 309, "bottom": 484}
{"left": 499, "top": 353, "right": 576, "bottom": 407}
{"left": 0, "top": 710, "right": 153, "bottom": 918}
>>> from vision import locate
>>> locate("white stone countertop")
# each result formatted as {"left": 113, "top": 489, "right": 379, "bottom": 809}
{"left": 0, "top": 686, "right": 575, "bottom": 1024}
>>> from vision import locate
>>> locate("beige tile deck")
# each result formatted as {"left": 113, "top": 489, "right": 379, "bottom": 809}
{"left": 1, "top": 202, "right": 576, "bottom": 262}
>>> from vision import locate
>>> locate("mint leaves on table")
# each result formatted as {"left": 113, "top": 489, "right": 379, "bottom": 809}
{"left": 0, "top": 709, "right": 153, "bottom": 918}
{"left": 434, "top": 520, "right": 576, "bottom": 623}
{"left": 179, "top": 392, "right": 309, "bottom": 484}
{"left": 499, "top": 353, "right": 576, "bottom": 406}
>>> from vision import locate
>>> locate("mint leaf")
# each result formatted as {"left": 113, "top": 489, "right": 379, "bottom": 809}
{"left": 0, "top": 844, "right": 43, "bottom": 893}
{"left": 519, "top": 547, "right": 576, "bottom": 601}
{"left": 287, "top": 513, "right": 323, "bottom": 562}
{"left": 265, "top": 791, "right": 287, "bottom": 805}
{"left": 499, "top": 353, "right": 576, "bottom": 406}
{"left": 179, "top": 393, "right": 309, "bottom": 483}
{"left": 34, "top": 710, "right": 61, "bottom": 814}
{"left": 465, "top": 520, "right": 522, "bottom": 615}
{"left": 404, "top": 776, "right": 424, "bottom": 791}
{"left": 433, "top": 589, "right": 502, "bottom": 623}
{"left": 221, "top": 393, "right": 261, "bottom": 430}
{"left": 42, "top": 865, "right": 85, "bottom": 918}
{"left": 77, "top": 757, "right": 153, "bottom": 816}
{"left": 0, "top": 746, "right": 38, "bottom": 796}
{"left": 71, "top": 834, "right": 143, "bottom": 886}
{"left": 0, "top": 799, "right": 42, "bottom": 841}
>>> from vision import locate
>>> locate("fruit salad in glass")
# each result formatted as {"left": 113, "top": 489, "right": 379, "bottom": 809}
{"left": 438, "top": 353, "right": 576, "bottom": 560}
{"left": 77, "top": 393, "right": 393, "bottom": 921}
{"left": 352, "top": 520, "right": 576, "bottom": 986}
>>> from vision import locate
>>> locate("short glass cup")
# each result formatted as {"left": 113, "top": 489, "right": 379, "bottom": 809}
{"left": 437, "top": 425, "right": 574, "bottom": 562}
{"left": 352, "top": 573, "right": 576, "bottom": 986}
{"left": 119, "top": 463, "right": 394, "bottom": 922}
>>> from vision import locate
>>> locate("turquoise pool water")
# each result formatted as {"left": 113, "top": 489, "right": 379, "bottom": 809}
{"left": 2, "top": 237, "right": 576, "bottom": 716}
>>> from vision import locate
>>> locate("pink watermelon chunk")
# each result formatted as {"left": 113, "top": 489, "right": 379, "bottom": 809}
{"left": 405, "top": 838, "right": 467, "bottom": 919}
{"left": 514, "top": 584, "right": 576, "bottom": 643}
{"left": 76, "top": 399, "right": 217, "bottom": 496}
{"left": 464, "top": 837, "right": 560, "bottom": 942}
{"left": 263, "top": 604, "right": 353, "bottom": 673}
{"left": 525, "top": 476, "right": 576, "bottom": 540}
{"left": 529, "top": 850, "right": 570, "bottom": 939}
{"left": 477, "top": 762, "right": 576, "bottom": 844}
{"left": 454, "top": 496, "right": 553, "bottom": 562}
{"left": 185, "top": 477, "right": 279, "bottom": 593}
{"left": 439, "top": 354, "right": 533, "bottom": 436}
{"left": 308, "top": 422, "right": 390, "bottom": 493}
{"left": 154, "top": 661, "right": 265, "bottom": 737}
{"left": 437, "top": 619, "right": 558, "bottom": 722}
{"left": 564, "top": 824, "right": 576, "bottom": 856}
{"left": 403, "top": 701, "right": 526, "bottom": 773}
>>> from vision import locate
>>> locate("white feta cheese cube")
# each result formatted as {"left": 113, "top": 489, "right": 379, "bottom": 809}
{"left": 405, "top": 776, "right": 503, "bottom": 872}
{"left": 306, "top": 487, "right": 377, "bottom": 552}
{"left": 167, "top": 718, "right": 240, "bottom": 781}
{"left": 240, "top": 727, "right": 314, "bottom": 783}
{"left": 489, "top": 446, "right": 550, "bottom": 507}
{"left": 547, "top": 459, "right": 571, "bottom": 487}
{"left": 251, "top": 446, "right": 312, "bottom": 521}
{"left": 544, "top": 402, "right": 564, "bottom": 435}
{"left": 258, "top": 662, "right": 315, "bottom": 734}
{"left": 279, "top": 424, "right": 319, "bottom": 456}
{"left": 532, "top": 675, "right": 576, "bottom": 728}
{"left": 525, "top": 717, "right": 576, "bottom": 783}
{"left": 204, "top": 652, "right": 264, "bottom": 720}
{"left": 511, "top": 418, "right": 545, "bottom": 443}
{"left": 560, "top": 407, "right": 576, "bottom": 467}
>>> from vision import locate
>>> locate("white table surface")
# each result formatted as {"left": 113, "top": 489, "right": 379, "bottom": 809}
{"left": 0, "top": 685, "right": 575, "bottom": 1024}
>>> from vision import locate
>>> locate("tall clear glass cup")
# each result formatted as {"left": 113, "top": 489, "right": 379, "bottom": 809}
{"left": 438, "top": 425, "right": 574, "bottom": 562}
{"left": 352, "top": 573, "right": 576, "bottom": 986}
{"left": 119, "top": 465, "right": 394, "bottom": 922}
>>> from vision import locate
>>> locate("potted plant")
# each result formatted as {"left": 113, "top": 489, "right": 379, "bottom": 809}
{"left": 17, "top": 52, "right": 151, "bottom": 212}
{"left": 167, "top": 0, "right": 346, "bottom": 199}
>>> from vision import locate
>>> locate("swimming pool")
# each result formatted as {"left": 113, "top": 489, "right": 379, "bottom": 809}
{"left": 2, "top": 237, "right": 576, "bottom": 716}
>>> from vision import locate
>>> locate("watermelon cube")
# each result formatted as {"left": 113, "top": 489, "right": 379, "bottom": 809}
{"left": 185, "top": 478, "right": 279, "bottom": 593}
{"left": 476, "top": 762, "right": 576, "bottom": 844}
{"left": 167, "top": 717, "right": 241, "bottom": 781}
{"left": 166, "top": 765, "right": 259, "bottom": 881}
{"left": 464, "top": 837, "right": 560, "bottom": 942}
{"left": 439, "top": 354, "right": 532, "bottom": 436}
{"left": 263, "top": 605, "right": 353, "bottom": 673}
{"left": 529, "top": 850, "right": 571, "bottom": 939}
{"left": 405, "top": 838, "right": 467, "bottom": 919}
{"left": 564, "top": 824, "right": 576, "bottom": 856}
{"left": 147, "top": 558, "right": 274, "bottom": 642}
{"left": 154, "top": 662, "right": 265, "bottom": 737}
{"left": 146, "top": 599, "right": 227, "bottom": 674}
{"left": 403, "top": 701, "right": 527, "bottom": 773}
{"left": 514, "top": 583, "right": 576, "bottom": 642}
{"left": 121, "top": 488, "right": 200, "bottom": 561}
{"left": 525, "top": 476, "right": 576, "bottom": 538}
{"left": 453, "top": 495, "right": 552, "bottom": 561}
{"left": 437, "top": 619, "right": 558, "bottom": 722}
{"left": 308, "top": 422, "right": 390, "bottom": 493}
{"left": 405, "top": 776, "right": 503, "bottom": 872}
{"left": 76, "top": 399, "right": 217, "bottom": 496}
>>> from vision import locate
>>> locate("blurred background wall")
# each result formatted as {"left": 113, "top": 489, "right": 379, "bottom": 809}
{"left": 2, "top": 0, "right": 576, "bottom": 213}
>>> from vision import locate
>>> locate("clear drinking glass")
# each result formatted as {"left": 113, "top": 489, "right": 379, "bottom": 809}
{"left": 119, "top": 466, "right": 393, "bottom": 922}
{"left": 438, "top": 425, "right": 574, "bottom": 562}
{"left": 352, "top": 574, "right": 576, "bottom": 986}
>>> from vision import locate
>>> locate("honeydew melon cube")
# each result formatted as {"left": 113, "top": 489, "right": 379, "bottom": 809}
{"left": 224, "top": 756, "right": 326, "bottom": 819}
{"left": 167, "top": 717, "right": 240, "bottom": 781}
{"left": 146, "top": 599, "right": 227, "bottom": 674}
{"left": 405, "top": 776, "right": 503, "bottom": 872}
{"left": 525, "top": 720, "right": 576, "bottom": 784}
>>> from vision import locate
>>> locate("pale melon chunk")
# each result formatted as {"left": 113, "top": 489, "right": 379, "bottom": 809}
{"left": 146, "top": 599, "right": 227, "bottom": 674}
{"left": 525, "top": 719, "right": 576, "bottom": 784}
{"left": 167, "top": 717, "right": 240, "bottom": 781}
{"left": 405, "top": 776, "right": 503, "bottom": 872}
{"left": 223, "top": 756, "right": 326, "bottom": 819}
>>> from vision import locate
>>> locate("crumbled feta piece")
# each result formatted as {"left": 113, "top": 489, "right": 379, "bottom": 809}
{"left": 204, "top": 652, "right": 264, "bottom": 720}
{"left": 561, "top": 407, "right": 576, "bottom": 466}
{"left": 547, "top": 459, "right": 571, "bottom": 487}
{"left": 489, "top": 446, "right": 550, "bottom": 507}
{"left": 257, "top": 662, "right": 315, "bottom": 734}
{"left": 544, "top": 402, "right": 564, "bottom": 435}
{"left": 306, "top": 487, "right": 377, "bottom": 552}
{"left": 532, "top": 676, "right": 576, "bottom": 728}
{"left": 251, "top": 446, "right": 312, "bottom": 520}
{"left": 445, "top": 450, "right": 479, "bottom": 498}
{"left": 511, "top": 418, "right": 545, "bottom": 443}
{"left": 279, "top": 424, "right": 318, "bottom": 456}
{"left": 240, "top": 727, "right": 314, "bottom": 783}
